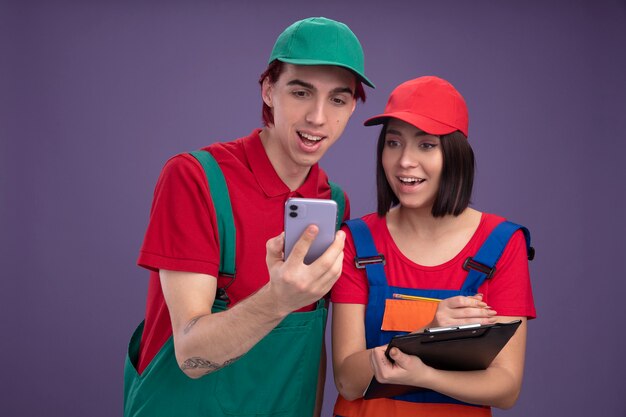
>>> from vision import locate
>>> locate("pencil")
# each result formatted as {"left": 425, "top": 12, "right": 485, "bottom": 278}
{"left": 392, "top": 293, "right": 441, "bottom": 303}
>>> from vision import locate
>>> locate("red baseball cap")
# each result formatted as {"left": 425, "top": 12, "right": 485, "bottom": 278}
{"left": 364, "top": 76, "right": 468, "bottom": 137}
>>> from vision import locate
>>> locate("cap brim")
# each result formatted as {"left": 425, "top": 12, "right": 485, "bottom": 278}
{"left": 274, "top": 57, "right": 375, "bottom": 88}
{"left": 364, "top": 112, "right": 462, "bottom": 136}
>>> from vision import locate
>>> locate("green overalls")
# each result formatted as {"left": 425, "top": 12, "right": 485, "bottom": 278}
{"left": 124, "top": 150, "right": 345, "bottom": 417}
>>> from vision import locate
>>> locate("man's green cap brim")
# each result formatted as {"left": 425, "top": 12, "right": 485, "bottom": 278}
{"left": 274, "top": 57, "right": 375, "bottom": 88}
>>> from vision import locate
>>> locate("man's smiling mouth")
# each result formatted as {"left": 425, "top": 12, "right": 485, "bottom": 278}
{"left": 298, "top": 131, "right": 324, "bottom": 146}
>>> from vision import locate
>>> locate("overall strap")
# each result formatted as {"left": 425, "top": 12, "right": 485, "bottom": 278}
{"left": 344, "top": 219, "right": 387, "bottom": 287}
{"left": 189, "top": 150, "right": 236, "bottom": 279}
{"left": 328, "top": 181, "right": 345, "bottom": 231}
{"left": 461, "top": 220, "right": 534, "bottom": 292}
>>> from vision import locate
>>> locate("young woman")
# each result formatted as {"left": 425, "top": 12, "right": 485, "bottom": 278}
{"left": 331, "top": 76, "right": 536, "bottom": 417}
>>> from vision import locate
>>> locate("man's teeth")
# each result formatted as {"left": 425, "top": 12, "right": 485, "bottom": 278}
{"left": 299, "top": 132, "right": 323, "bottom": 142}
{"left": 399, "top": 177, "right": 425, "bottom": 184}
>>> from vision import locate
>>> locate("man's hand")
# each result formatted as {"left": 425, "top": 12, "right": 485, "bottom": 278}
{"left": 265, "top": 225, "right": 346, "bottom": 315}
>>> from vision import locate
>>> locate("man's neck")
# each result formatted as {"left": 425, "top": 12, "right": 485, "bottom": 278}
{"left": 259, "top": 128, "right": 312, "bottom": 191}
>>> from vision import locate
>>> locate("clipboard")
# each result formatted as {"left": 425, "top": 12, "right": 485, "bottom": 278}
{"left": 363, "top": 320, "right": 522, "bottom": 400}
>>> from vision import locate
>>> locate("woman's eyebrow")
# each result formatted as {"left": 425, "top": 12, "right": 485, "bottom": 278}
{"left": 386, "top": 128, "right": 428, "bottom": 137}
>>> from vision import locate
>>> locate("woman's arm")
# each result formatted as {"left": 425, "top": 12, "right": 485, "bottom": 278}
{"left": 332, "top": 303, "right": 373, "bottom": 400}
{"left": 371, "top": 316, "right": 528, "bottom": 409}
{"left": 332, "top": 297, "right": 505, "bottom": 401}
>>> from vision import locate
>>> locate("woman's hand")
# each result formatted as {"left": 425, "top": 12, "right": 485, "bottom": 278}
{"left": 370, "top": 316, "right": 528, "bottom": 408}
{"left": 430, "top": 294, "right": 497, "bottom": 328}
{"left": 370, "top": 345, "right": 433, "bottom": 388}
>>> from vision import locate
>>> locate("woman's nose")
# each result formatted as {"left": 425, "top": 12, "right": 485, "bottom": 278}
{"left": 399, "top": 147, "right": 419, "bottom": 168}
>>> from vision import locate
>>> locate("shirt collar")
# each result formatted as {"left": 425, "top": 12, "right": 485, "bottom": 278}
{"left": 243, "top": 129, "right": 322, "bottom": 198}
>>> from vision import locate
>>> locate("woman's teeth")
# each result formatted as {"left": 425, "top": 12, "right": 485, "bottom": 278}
{"left": 399, "top": 177, "right": 425, "bottom": 184}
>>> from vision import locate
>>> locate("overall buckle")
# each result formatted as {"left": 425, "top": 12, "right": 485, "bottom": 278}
{"left": 462, "top": 257, "right": 496, "bottom": 279}
{"left": 217, "top": 272, "right": 236, "bottom": 304}
{"left": 354, "top": 255, "right": 386, "bottom": 269}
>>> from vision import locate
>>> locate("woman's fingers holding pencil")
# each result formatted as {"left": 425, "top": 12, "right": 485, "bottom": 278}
{"left": 451, "top": 294, "right": 493, "bottom": 309}
{"left": 431, "top": 295, "right": 497, "bottom": 327}
{"left": 466, "top": 293, "right": 490, "bottom": 308}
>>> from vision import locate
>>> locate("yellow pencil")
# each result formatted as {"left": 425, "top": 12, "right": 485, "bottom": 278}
{"left": 392, "top": 293, "right": 441, "bottom": 303}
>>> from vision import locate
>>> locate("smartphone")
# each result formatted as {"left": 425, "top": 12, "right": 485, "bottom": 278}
{"left": 284, "top": 198, "right": 337, "bottom": 265}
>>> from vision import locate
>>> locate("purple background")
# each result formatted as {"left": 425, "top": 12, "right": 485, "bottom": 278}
{"left": 2, "top": 1, "right": 625, "bottom": 416}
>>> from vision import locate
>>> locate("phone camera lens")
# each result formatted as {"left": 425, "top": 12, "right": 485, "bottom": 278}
{"left": 289, "top": 212, "right": 298, "bottom": 218}
{"left": 289, "top": 205, "right": 298, "bottom": 211}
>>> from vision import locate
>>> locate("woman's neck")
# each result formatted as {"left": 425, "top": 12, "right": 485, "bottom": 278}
{"left": 386, "top": 206, "right": 482, "bottom": 266}
{"left": 389, "top": 206, "right": 476, "bottom": 238}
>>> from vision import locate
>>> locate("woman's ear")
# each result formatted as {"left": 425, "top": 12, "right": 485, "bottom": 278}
{"left": 261, "top": 77, "right": 273, "bottom": 107}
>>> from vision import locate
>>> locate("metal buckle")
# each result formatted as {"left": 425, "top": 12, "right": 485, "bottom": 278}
{"left": 462, "top": 257, "right": 496, "bottom": 279}
{"left": 216, "top": 287, "right": 230, "bottom": 303}
{"left": 354, "top": 255, "right": 386, "bottom": 269}
{"left": 217, "top": 272, "right": 236, "bottom": 305}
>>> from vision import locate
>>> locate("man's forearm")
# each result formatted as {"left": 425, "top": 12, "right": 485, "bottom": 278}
{"left": 174, "top": 285, "right": 288, "bottom": 378}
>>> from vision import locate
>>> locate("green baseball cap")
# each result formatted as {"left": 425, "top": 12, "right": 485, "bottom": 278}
{"left": 269, "top": 17, "right": 375, "bottom": 88}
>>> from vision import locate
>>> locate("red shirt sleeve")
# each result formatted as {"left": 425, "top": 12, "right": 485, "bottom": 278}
{"left": 481, "top": 229, "right": 537, "bottom": 319}
{"left": 137, "top": 153, "right": 220, "bottom": 277}
{"left": 331, "top": 224, "right": 369, "bottom": 304}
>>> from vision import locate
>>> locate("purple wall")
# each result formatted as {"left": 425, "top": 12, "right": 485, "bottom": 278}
{"left": 2, "top": 1, "right": 625, "bottom": 416}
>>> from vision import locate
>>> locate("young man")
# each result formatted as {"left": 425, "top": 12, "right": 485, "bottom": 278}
{"left": 124, "top": 17, "right": 374, "bottom": 417}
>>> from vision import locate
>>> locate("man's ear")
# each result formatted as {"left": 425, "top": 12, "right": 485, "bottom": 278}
{"left": 261, "top": 77, "right": 273, "bottom": 107}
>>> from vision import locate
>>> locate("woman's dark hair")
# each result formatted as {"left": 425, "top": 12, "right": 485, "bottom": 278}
{"left": 376, "top": 123, "right": 475, "bottom": 217}
{"left": 258, "top": 60, "right": 367, "bottom": 127}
